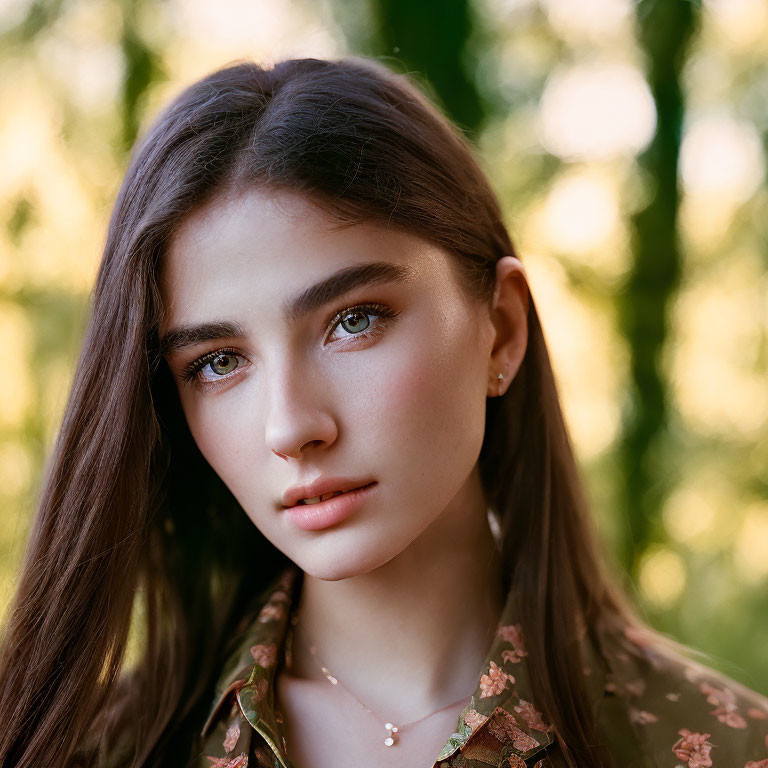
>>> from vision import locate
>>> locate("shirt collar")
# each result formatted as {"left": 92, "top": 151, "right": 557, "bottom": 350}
{"left": 203, "top": 564, "right": 607, "bottom": 767}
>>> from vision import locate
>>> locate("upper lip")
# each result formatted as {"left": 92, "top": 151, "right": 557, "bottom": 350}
{"left": 281, "top": 477, "right": 375, "bottom": 508}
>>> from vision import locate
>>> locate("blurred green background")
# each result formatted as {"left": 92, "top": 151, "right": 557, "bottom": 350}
{"left": 1, "top": 0, "right": 766, "bottom": 693}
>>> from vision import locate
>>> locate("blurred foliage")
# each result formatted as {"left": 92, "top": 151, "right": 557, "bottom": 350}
{"left": 617, "top": 0, "right": 700, "bottom": 578}
{"left": 119, "top": 0, "right": 165, "bottom": 151}
{"left": 366, "top": 0, "right": 487, "bottom": 134}
{"left": 0, "top": 0, "right": 766, "bottom": 697}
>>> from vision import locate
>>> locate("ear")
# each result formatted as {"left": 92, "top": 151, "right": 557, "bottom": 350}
{"left": 486, "top": 256, "right": 530, "bottom": 397}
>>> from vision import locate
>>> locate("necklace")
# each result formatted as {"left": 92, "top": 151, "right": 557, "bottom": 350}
{"left": 285, "top": 614, "right": 472, "bottom": 747}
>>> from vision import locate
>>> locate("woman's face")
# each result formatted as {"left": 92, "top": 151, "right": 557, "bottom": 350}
{"left": 159, "top": 188, "right": 509, "bottom": 580}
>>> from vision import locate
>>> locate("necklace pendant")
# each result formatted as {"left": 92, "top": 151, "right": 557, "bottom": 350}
{"left": 384, "top": 722, "right": 399, "bottom": 746}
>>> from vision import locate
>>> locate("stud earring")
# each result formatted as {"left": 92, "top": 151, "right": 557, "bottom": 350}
{"left": 495, "top": 371, "right": 505, "bottom": 397}
{"left": 496, "top": 371, "right": 504, "bottom": 397}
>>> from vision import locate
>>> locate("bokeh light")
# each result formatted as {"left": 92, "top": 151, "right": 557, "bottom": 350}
{"left": 0, "top": 304, "right": 33, "bottom": 429}
{"left": 669, "top": 256, "right": 768, "bottom": 438}
{"left": 538, "top": 62, "right": 656, "bottom": 161}
{"left": 734, "top": 501, "right": 768, "bottom": 583}
{"left": 540, "top": 0, "right": 632, "bottom": 41}
{"left": 639, "top": 546, "right": 687, "bottom": 608}
{"left": 704, "top": 0, "right": 768, "bottom": 49}
{"left": 680, "top": 112, "right": 765, "bottom": 204}
{"left": 540, "top": 169, "right": 620, "bottom": 255}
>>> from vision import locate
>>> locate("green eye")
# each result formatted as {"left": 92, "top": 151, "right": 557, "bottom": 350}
{"left": 327, "top": 302, "right": 399, "bottom": 344}
{"left": 340, "top": 311, "right": 371, "bottom": 335}
{"left": 182, "top": 346, "right": 245, "bottom": 386}
{"left": 209, "top": 353, "right": 239, "bottom": 376}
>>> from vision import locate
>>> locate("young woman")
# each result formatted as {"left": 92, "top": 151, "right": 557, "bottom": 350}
{"left": 0, "top": 56, "right": 766, "bottom": 768}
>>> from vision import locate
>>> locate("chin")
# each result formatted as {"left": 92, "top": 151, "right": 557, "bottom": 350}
{"left": 293, "top": 540, "right": 403, "bottom": 582}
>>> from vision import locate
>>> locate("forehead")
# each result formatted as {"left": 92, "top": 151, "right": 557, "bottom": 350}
{"left": 160, "top": 188, "right": 460, "bottom": 326}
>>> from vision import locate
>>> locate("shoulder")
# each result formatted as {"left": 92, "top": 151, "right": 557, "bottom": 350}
{"left": 598, "top": 623, "right": 768, "bottom": 768}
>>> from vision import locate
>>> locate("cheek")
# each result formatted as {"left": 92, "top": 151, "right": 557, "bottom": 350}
{"left": 179, "top": 393, "right": 256, "bottom": 493}
{"left": 367, "top": 312, "right": 488, "bottom": 480}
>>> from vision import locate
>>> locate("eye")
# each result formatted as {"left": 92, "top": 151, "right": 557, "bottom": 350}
{"left": 326, "top": 303, "right": 399, "bottom": 344}
{"left": 179, "top": 303, "right": 400, "bottom": 392}
{"left": 181, "top": 347, "right": 247, "bottom": 387}
{"left": 206, "top": 352, "right": 239, "bottom": 376}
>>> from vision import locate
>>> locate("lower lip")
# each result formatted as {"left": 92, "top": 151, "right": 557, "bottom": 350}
{"left": 285, "top": 482, "right": 377, "bottom": 531}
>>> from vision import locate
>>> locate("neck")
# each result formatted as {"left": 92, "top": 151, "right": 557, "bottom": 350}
{"left": 286, "top": 471, "right": 505, "bottom": 723}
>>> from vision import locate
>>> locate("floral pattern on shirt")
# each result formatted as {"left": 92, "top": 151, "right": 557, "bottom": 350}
{"left": 207, "top": 755, "right": 249, "bottom": 768}
{"left": 497, "top": 623, "right": 527, "bottom": 664}
{"left": 193, "top": 564, "right": 768, "bottom": 768}
{"left": 479, "top": 660, "right": 515, "bottom": 698}
{"left": 672, "top": 729, "right": 714, "bottom": 767}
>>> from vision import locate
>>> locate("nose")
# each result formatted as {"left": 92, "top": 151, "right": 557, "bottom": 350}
{"left": 264, "top": 359, "right": 338, "bottom": 460}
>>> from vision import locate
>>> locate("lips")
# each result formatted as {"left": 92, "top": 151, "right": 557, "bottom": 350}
{"left": 281, "top": 478, "right": 375, "bottom": 509}
{"left": 285, "top": 482, "right": 378, "bottom": 531}
{"left": 296, "top": 489, "right": 346, "bottom": 505}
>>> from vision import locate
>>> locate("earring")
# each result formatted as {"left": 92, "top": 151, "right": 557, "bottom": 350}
{"left": 495, "top": 371, "right": 505, "bottom": 397}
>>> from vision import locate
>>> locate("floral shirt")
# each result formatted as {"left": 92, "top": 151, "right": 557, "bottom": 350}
{"left": 194, "top": 565, "right": 768, "bottom": 768}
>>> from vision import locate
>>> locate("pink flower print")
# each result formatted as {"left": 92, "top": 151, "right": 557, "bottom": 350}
{"left": 463, "top": 708, "right": 489, "bottom": 733}
{"left": 223, "top": 721, "right": 240, "bottom": 752}
{"left": 745, "top": 761, "right": 768, "bottom": 768}
{"left": 672, "top": 729, "right": 713, "bottom": 768}
{"left": 700, "top": 682, "right": 748, "bottom": 729}
{"left": 497, "top": 624, "right": 527, "bottom": 663}
{"left": 486, "top": 708, "right": 538, "bottom": 752}
{"left": 629, "top": 707, "right": 659, "bottom": 725}
{"left": 747, "top": 708, "right": 768, "bottom": 720}
{"left": 513, "top": 699, "right": 548, "bottom": 731}
{"left": 502, "top": 649, "right": 524, "bottom": 664}
{"left": 625, "top": 679, "right": 646, "bottom": 697}
{"left": 701, "top": 681, "right": 731, "bottom": 707}
{"left": 250, "top": 643, "right": 278, "bottom": 668}
{"left": 497, "top": 624, "right": 524, "bottom": 647}
{"left": 479, "top": 660, "right": 514, "bottom": 698}
{"left": 207, "top": 755, "right": 248, "bottom": 768}
{"left": 715, "top": 708, "right": 748, "bottom": 728}
{"left": 257, "top": 602, "right": 286, "bottom": 623}
{"left": 666, "top": 692, "right": 680, "bottom": 702}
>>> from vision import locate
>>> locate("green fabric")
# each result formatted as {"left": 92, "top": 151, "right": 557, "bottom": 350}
{"left": 194, "top": 565, "right": 768, "bottom": 768}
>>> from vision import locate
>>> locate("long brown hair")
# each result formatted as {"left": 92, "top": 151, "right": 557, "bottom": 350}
{"left": 0, "top": 56, "right": 635, "bottom": 767}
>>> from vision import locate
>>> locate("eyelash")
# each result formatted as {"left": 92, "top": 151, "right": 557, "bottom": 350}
{"left": 180, "top": 302, "right": 399, "bottom": 390}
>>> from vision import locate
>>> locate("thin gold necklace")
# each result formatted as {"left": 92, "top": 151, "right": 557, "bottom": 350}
{"left": 285, "top": 614, "right": 472, "bottom": 747}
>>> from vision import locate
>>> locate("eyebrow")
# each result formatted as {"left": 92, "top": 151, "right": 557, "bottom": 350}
{"left": 158, "top": 260, "right": 415, "bottom": 357}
